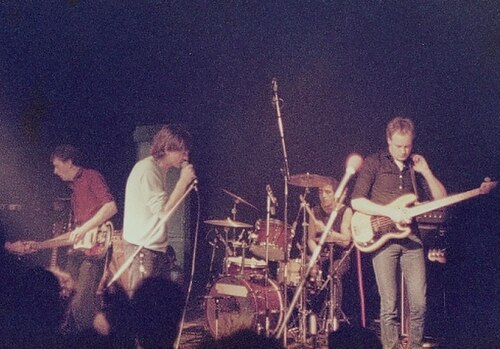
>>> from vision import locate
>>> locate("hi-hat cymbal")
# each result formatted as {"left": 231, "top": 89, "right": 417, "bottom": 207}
{"left": 204, "top": 218, "right": 253, "bottom": 229}
{"left": 289, "top": 173, "right": 331, "bottom": 188}
{"left": 222, "top": 189, "right": 258, "bottom": 210}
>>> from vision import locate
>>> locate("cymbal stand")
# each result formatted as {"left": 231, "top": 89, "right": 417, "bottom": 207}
{"left": 319, "top": 243, "right": 353, "bottom": 334}
{"left": 264, "top": 187, "right": 274, "bottom": 336}
{"left": 298, "top": 189, "right": 312, "bottom": 345}
{"left": 207, "top": 232, "right": 218, "bottom": 277}
{"left": 230, "top": 200, "right": 241, "bottom": 251}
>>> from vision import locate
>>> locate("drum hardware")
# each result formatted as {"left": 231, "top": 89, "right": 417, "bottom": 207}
{"left": 204, "top": 276, "right": 283, "bottom": 339}
{"left": 277, "top": 189, "right": 318, "bottom": 346}
{"left": 222, "top": 188, "right": 259, "bottom": 211}
{"left": 203, "top": 294, "right": 235, "bottom": 340}
{"left": 204, "top": 217, "right": 254, "bottom": 277}
{"left": 296, "top": 189, "right": 312, "bottom": 344}
{"left": 276, "top": 190, "right": 347, "bottom": 339}
{"left": 263, "top": 184, "right": 277, "bottom": 336}
{"left": 318, "top": 243, "right": 353, "bottom": 335}
{"left": 205, "top": 226, "right": 252, "bottom": 277}
{"left": 289, "top": 173, "right": 331, "bottom": 188}
{"left": 204, "top": 218, "right": 253, "bottom": 229}
{"left": 221, "top": 189, "right": 256, "bottom": 274}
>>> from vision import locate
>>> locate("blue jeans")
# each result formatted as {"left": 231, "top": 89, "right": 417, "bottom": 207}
{"left": 124, "top": 242, "right": 171, "bottom": 297}
{"left": 372, "top": 239, "right": 427, "bottom": 349}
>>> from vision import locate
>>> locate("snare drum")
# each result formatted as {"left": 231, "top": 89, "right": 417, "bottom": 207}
{"left": 205, "top": 276, "right": 283, "bottom": 338}
{"left": 226, "top": 256, "right": 267, "bottom": 278}
{"left": 250, "top": 218, "right": 292, "bottom": 261}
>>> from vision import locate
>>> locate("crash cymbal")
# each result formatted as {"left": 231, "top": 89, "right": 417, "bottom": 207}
{"left": 204, "top": 218, "right": 253, "bottom": 229}
{"left": 289, "top": 173, "right": 331, "bottom": 188}
{"left": 222, "top": 189, "right": 258, "bottom": 210}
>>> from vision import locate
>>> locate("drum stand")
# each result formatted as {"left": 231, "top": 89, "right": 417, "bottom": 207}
{"left": 263, "top": 188, "right": 275, "bottom": 336}
{"left": 319, "top": 243, "right": 353, "bottom": 335}
{"left": 297, "top": 191, "right": 312, "bottom": 345}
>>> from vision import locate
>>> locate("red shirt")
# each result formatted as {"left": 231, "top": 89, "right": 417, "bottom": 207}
{"left": 70, "top": 168, "right": 114, "bottom": 226}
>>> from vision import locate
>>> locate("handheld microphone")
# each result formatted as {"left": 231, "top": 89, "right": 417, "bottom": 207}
{"left": 181, "top": 161, "right": 198, "bottom": 191}
{"left": 272, "top": 78, "right": 278, "bottom": 102}
{"left": 334, "top": 153, "right": 363, "bottom": 201}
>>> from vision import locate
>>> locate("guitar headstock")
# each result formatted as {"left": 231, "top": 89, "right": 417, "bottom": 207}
{"left": 479, "top": 178, "right": 497, "bottom": 195}
{"left": 5, "top": 240, "right": 37, "bottom": 255}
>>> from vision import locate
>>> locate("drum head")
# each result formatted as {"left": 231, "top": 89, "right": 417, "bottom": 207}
{"left": 205, "top": 276, "right": 258, "bottom": 337}
{"left": 205, "top": 276, "right": 283, "bottom": 338}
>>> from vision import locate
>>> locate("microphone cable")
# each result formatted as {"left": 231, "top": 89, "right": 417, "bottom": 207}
{"left": 174, "top": 185, "right": 202, "bottom": 349}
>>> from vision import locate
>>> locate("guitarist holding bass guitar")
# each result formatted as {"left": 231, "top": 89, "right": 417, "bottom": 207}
{"left": 351, "top": 117, "right": 447, "bottom": 349}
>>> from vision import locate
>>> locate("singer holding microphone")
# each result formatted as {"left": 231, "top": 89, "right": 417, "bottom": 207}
{"left": 351, "top": 117, "right": 447, "bottom": 349}
{"left": 122, "top": 124, "right": 196, "bottom": 296}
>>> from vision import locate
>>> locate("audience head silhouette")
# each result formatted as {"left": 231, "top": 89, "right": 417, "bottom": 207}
{"left": 132, "top": 276, "right": 185, "bottom": 349}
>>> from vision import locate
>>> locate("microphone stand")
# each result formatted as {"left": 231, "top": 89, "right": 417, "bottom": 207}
{"left": 106, "top": 180, "right": 198, "bottom": 289}
{"left": 276, "top": 190, "right": 348, "bottom": 339}
{"left": 272, "top": 78, "right": 292, "bottom": 346}
{"left": 264, "top": 190, "right": 274, "bottom": 336}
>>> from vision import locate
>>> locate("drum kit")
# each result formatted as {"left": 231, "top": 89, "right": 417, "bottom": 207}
{"left": 203, "top": 174, "right": 352, "bottom": 345}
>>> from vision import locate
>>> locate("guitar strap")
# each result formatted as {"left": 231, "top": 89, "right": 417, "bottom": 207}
{"left": 410, "top": 165, "right": 419, "bottom": 201}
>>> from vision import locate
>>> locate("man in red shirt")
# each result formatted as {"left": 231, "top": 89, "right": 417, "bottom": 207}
{"left": 51, "top": 145, "right": 117, "bottom": 333}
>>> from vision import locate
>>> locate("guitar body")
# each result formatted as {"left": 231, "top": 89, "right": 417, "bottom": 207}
{"left": 29, "top": 221, "right": 114, "bottom": 259}
{"left": 352, "top": 180, "right": 497, "bottom": 253}
{"left": 351, "top": 194, "right": 416, "bottom": 253}
{"left": 74, "top": 221, "right": 113, "bottom": 258}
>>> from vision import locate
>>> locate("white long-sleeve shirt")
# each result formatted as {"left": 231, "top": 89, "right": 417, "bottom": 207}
{"left": 123, "top": 156, "right": 169, "bottom": 252}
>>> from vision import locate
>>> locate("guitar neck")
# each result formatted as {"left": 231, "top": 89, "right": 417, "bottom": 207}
{"left": 35, "top": 238, "right": 73, "bottom": 251}
{"left": 408, "top": 188, "right": 482, "bottom": 218}
{"left": 49, "top": 222, "right": 68, "bottom": 268}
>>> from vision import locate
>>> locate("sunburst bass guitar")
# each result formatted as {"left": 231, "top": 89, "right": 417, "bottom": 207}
{"left": 351, "top": 179, "right": 497, "bottom": 253}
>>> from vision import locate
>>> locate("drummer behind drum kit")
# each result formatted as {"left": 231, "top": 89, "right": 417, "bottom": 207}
{"left": 203, "top": 175, "right": 350, "bottom": 344}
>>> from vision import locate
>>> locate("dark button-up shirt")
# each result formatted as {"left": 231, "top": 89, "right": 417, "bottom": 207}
{"left": 351, "top": 151, "right": 430, "bottom": 204}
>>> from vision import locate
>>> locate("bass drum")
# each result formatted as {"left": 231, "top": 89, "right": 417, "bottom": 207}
{"left": 205, "top": 276, "right": 283, "bottom": 338}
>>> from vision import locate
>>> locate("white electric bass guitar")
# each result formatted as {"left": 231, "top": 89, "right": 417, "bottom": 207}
{"left": 351, "top": 179, "right": 497, "bottom": 253}
{"left": 26, "top": 221, "right": 114, "bottom": 259}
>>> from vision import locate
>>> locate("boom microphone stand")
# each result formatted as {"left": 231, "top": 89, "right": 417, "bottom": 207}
{"left": 272, "top": 77, "right": 292, "bottom": 346}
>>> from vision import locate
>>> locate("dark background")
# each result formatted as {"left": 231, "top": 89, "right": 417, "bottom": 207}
{"left": 1, "top": 1, "right": 498, "bottom": 346}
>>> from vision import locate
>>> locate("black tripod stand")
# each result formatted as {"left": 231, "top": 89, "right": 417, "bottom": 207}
{"left": 318, "top": 243, "right": 353, "bottom": 334}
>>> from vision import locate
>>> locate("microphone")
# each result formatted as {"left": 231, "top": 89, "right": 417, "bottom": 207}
{"left": 181, "top": 161, "right": 198, "bottom": 191}
{"left": 334, "top": 153, "right": 363, "bottom": 201}
{"left": 272, "top": 78, "right": 278, "bottom": 102}
{"left": 266, "top": 184, "right": 277, "bottom": 205}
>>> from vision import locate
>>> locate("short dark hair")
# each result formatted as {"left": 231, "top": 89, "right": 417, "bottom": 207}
{"left": 324, "top": 177, "right": 339, "bottom": 191}
{"left": 50, "top": 145, "right": 82, "bottom": 166}
{"left": 150, "top": 124, "right": 192, "bottom": 160}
